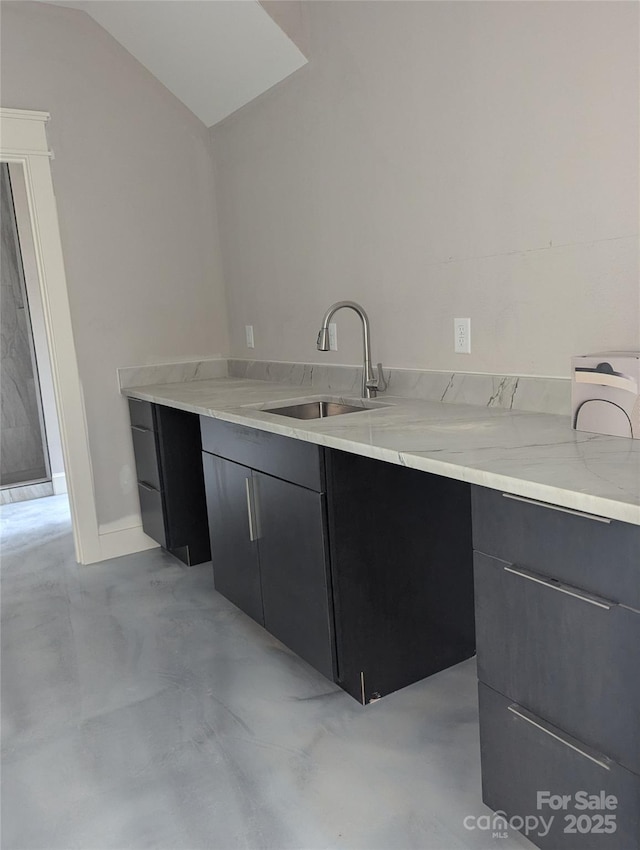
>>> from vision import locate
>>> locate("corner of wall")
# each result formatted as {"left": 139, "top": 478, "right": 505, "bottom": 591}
{"left": 259, "top": 1, "right": 310, "bottom": 58}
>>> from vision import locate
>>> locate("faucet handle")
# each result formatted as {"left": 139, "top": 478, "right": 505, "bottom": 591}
{"left": 377, "top": 363, "right": 388, "bottom": 392}
{"left": 369, "top": 363, "right": 387, "bottom": 393}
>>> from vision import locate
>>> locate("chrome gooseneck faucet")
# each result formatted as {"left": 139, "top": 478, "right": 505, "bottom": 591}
{"left": 316, "top": 301, "right": 386, "bottom": 399}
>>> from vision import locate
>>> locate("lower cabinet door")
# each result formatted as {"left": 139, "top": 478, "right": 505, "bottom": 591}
{"left": 202, "top": 452, "right": 264, "bottom": 626}
{"left": 254, "top": 472, "right": 335, "bottom": 681}
{"left": 479, "top": 683, "right": 640, "bottom": 850}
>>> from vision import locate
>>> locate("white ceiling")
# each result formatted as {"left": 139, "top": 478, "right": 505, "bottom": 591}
{"left": 48, "top": 1, "right": 307, "bottom": 127}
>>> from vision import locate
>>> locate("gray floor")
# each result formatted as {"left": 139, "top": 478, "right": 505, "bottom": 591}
{"left": 1, "top": 496, "right": 533, "bottom": 850}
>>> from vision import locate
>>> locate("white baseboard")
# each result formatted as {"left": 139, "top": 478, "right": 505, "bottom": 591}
{"left": 98, "top": 522, "right": 159, "bottom": 561}
{"left": 52, "top": 472, "right": 67, "bottom": 495}
{"left": 0, "top": 480, "right": 54, "bottom": 504}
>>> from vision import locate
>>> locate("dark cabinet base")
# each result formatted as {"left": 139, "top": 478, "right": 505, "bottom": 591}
{"left": 201, "top": 447, "right": 336, "bottom": 677}
{"left": 326, "top": 449, "right": 475, "bottom": 703}
{"left": 479, "top": 683, "right": 640, "bottom": 850}
{"left": 155, "top": 405, "right": 211, "bottom": 566}
{"left": 474, "top": 551, "right": 640, "bottom": 775}
{"left": 129, "top": 400, "right": 210, "bottom": 566}
{"left": 199, "top": 421, "right": 476, "bottom": 703}
{"left": 472, "top": 486, "right": 640, "bottom": 850}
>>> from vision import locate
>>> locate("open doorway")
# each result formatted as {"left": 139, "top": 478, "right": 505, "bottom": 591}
{"left": 1, "top": 108, "right": 102, "bottom": 563}
{"left": 1, "top": 162, "right": 67, "bottom": 505}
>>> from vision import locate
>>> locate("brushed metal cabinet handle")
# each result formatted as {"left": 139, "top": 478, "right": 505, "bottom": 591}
{"left": 503, "top": 564, "right": 612, "bottom": 610}
{"left": 507, "top": 704, "right": 611, "bottom": 770}
{"left": 138, "top": 481, "right": 158, "bottom": 493}
{"left": 502, "top": 492, "right": 611, "bottom": 524}
{"left": 131, "top": 425, "right": 152, "bottom": 433}
{"left": 245, "top": 477, "right": 257, "bottom": 542}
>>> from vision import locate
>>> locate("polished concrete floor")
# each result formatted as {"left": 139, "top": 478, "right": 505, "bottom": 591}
{"left": 1, "top": 496, "right": 533, "bottom": 850}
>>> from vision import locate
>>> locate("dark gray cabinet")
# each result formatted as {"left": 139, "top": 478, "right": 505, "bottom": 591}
{"left": 128, "top": 399, "right": 210, "bottom": 566}
{"left": 202, "top": 453, "right": 264, "bottom": 624}
{"left": 479, "top": 684, "right": 640, "bottom": 850}
{"left": 255, "top": 473, "right": 334, "bottom": 680}
{"left": 201, "top": 416, "right": 324, "bottom": 490}
{"left": 201, "top": 416, "right": 475, "bottom": 702}
{"left": 201, "top": 417, "right": 336, "bottom": 679}
{"left": 475, "top": 551, "right": 640, "bottom": 775}
{"left": 473, "top": 487, "right": 640, "bottom": 608}
{"left": 472, "top": 486, "right": 640, "bottom": 849}
{"left": 326, "top": 448, "right": 475, "bottom": 703}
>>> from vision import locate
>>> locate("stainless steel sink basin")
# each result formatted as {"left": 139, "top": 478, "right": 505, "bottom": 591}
{"left": 266, "top": 401, "right": 371, "bottom": 420}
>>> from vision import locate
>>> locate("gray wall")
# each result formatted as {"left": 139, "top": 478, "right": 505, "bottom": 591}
{"left": 212, "top": 1, "right": 639, "bottom": 377}
{"left": 0, "top": 164, "right": 48, "bottom": 487}
{"left": 1, "top": 1, "right": 230, "bottom": 530}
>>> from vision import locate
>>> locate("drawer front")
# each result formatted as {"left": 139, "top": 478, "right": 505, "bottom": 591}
{"left": 137, "top": 482, "right": 167, "bottom": 548}
{"left": 472, "top": 486, "right": 640, "bottom": 608}
{"left": 475, "top": 552, "right": 640, "bottom": 774}
{"left": 128, "top": 398, "right": 156, "bottom": 432}
{"left": 479, "top": 683, "right": 640, "bottom": 850}
{"left": 131, "top": 426, "right": 162, "bottom": 491}
{"left": 200, "top": 416, "right": 324, "bottom": 492}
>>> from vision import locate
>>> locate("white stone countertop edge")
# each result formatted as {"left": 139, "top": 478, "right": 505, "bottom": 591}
{"left": 122, "top": 378, "right": 640, "bottom": 527}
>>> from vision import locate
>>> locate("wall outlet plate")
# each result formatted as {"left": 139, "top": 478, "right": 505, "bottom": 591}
{"left": 454, "top": 318, "right": 471, "bottom": 354}
{"left": 245, "top": 325, "right": 255, "bottom": 349}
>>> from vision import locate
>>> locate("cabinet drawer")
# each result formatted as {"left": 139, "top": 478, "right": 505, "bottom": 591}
{"left": 472, "top": 486, "right": 640, "bottom": 608}
{"left": 131, "top": 426, "right": 162, "bottom": 491}
{"left": 137, "top": 482, "right": 167, "bottom": 548}
{"left": 200, "top": 417, "right": 324, "bottom": 492}
{"left": 128, "top": 398, "right": 156, "bottom": 432}
{"left": 475, "top": 552, "right": 640, "bottom": 774}
{"left": 479, "top": 683, "right": 640, "bottom": 850}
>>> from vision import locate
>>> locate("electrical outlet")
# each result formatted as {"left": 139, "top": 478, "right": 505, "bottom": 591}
{"left": 245, "top": 325, "right": 255, "bottom": 349}
{"left": 328, "top": 323, "right": 338, "bottom": 351}
{"left": 454, "top": 318, "right": 471, "bottom": 354}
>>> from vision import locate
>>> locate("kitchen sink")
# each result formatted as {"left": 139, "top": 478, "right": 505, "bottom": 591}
{"left": 266, "top": 400, "right": 372, "bottom": 419}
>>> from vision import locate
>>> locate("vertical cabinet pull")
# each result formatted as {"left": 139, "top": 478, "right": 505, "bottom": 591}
{"left": 245, "top": 477, "right": 257, "bottom": 542}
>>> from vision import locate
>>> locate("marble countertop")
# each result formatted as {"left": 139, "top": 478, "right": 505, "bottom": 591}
{"left": 122, "top": 377, "right": 640, "bottom": 526}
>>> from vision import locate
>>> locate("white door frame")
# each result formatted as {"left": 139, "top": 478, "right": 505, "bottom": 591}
{"left": 0, "top": 107, "right": 102, "bottom": 563}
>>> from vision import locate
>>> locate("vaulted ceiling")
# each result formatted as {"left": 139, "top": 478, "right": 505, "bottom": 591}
{"left": 46, "top": 1, "right": 307, "bottom": 127}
